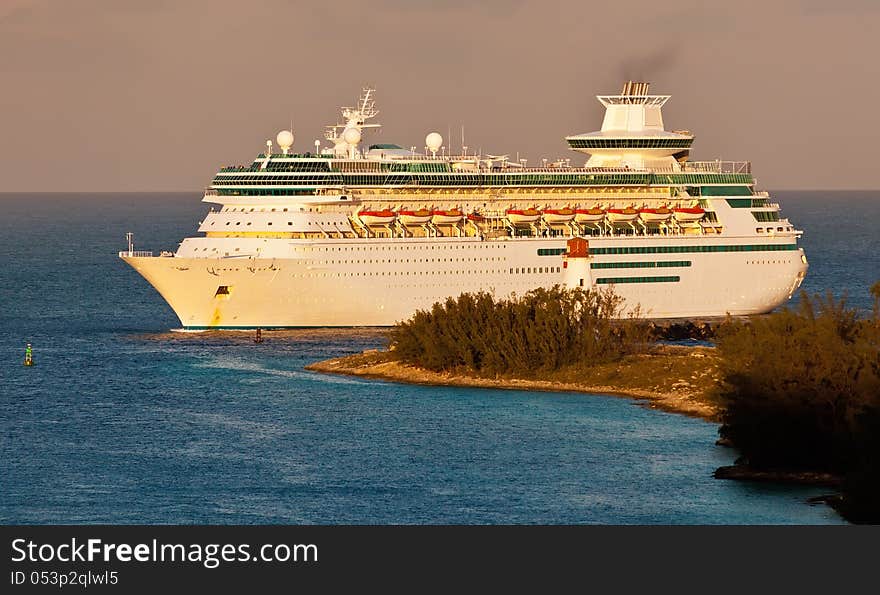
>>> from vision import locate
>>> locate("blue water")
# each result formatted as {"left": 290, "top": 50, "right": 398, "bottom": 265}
{"left": 1, "top": 191, "right": 876, "bottom": 524}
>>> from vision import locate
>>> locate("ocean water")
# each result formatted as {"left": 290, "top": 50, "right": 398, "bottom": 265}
{"left": 0, "top": 191, "right": 876, "bottom": 524}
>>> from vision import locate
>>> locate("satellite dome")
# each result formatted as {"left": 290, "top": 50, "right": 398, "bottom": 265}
{"left": 276, "top": 130, "right": 294, "bottom": 151}
{"left": 343, "top": 127, "right": 361, "bottom": 145}
{"left": 425, "top": 132, "right": 443, "bottom": 152}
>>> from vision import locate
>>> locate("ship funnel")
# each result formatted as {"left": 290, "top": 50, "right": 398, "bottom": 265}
{"left": 621, "top": 81, "right": 651, "bottom": 96}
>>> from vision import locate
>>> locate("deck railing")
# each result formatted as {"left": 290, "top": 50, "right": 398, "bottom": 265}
{"left": 212, "top": 161, "right": 752, "bottom": 176}
{"left": 118, "top": 250, "right": 154, "bottom": 257}
{"left": 680, "top": 161, "right": 751, "bottom": 174}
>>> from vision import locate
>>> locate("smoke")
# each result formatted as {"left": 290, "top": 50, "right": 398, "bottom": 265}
{"left": 618, "top": 45, "right": 680, "bottom": 81}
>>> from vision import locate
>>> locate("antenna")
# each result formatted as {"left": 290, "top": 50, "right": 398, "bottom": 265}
{"left": 461, "top": 125, "right": 465, "bottom": 155}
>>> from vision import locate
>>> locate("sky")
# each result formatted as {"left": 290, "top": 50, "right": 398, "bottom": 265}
{"left": 1, "top": 0, "right": 879, "bottom": 191}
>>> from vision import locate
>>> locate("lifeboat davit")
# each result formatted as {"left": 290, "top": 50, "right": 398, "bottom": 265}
{"left": 606, "top": 207, "right": 639, "bottom": 223}
{"left": 397, "top": 209, "right": 433, "bottom": 225}
{"left": 542, "top": 208, "right": 576, "bottom": 224}
{"left": 466, "top": 212, "right": 485, "bottom": 222}
{"left": 432, "top": 209, "right": 464, "bottom": 225}
{"left": 358, "top": 209, "right": 396, "bottom": 226}
{"left": 574, "top": 208, "right": 606, "bottom": 223}
{"left": 672, "top": 207, "right": 706, "bottom": 222}
{"left": 506, "top": 208, "right": 541, "bottom": 224}
{"left": 638, "top": 207, "right": 672, "bottom": 222}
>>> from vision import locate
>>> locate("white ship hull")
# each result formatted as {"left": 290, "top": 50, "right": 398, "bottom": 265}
{"left": 122, "top": 236, "right": 807, "bottom": 328}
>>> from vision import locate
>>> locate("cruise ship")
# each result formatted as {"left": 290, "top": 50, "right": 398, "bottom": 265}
{"left": 120, "top": 82, "right": 807, "bottom": 328}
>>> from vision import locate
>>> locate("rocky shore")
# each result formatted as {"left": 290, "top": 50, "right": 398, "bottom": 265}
{"left": 713, "top": 464, "right": 843, "bottom": 487}
{"left": 306, "top": 344, "right": 723, "bottom": 421}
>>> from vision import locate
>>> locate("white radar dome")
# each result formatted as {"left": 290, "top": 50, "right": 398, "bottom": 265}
{"left": 343, "top": 127, "right": 361, "bottom": 145}
{"left": 425, "top": 132, "right": 443, "bottom": 152}
{"left": 276, "top": 130, "right": 294, "bottom": 150}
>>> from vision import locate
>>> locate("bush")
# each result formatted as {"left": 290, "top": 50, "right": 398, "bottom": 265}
{"left": 388, "top": 286, "right": 649, "bottom": 377}
{"left": 716, "top": 291, "right": 880, "bottom": 473}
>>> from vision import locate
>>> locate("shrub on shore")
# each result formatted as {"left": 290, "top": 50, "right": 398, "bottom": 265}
{"left": 716, "top": 288, "right": 880, "bottom": 522}
{"left": 388, "top": 286, "right": 650, "bottom": 377}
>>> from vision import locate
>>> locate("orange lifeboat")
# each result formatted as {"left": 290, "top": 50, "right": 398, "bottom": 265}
{"left": 358, "top": 209, "right": 396, "bottom": 226}
{"left": 506, "top": 208, "right": 541, "bottom": 224}
{"left": 466, "top": 212, "right": 485, "bottom": 223}
{"left": 672, "top": 207, "right": 705, "bottom": 222}
{"left": 606, "top": 207, "right": 639, "bottom": 223}
{"left": 574, "top": 207, "right": 606, "bottom": 223}
{"left": 638, "top": 206, "right": 672, "bottom": 223}
{"left": 431, "top": 209, "right": 464, "bottom": 225}
{"left": 542, "top": 208, "right": 576, "bottom": 224}
{"left": 397, "top": 208, "right": 433, "bottom": 225}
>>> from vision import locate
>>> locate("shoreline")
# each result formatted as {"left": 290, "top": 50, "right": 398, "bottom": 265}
{"left": 305, "top": 345, "right": 722, "bottom": 422}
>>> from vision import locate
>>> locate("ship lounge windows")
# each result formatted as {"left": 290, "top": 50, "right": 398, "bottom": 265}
{"left": 596, "top": 276, "right": 681, "bottom": 284}
{"left": 590, "top": 244, "right": 798, "bottom": 255}
{"left": 752, "top": 211, "right": 780, "bottom": 222}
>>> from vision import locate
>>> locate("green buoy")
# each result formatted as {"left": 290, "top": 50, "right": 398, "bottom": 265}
{"left": 24, "top": 343, "right": 34, "bottom": 367}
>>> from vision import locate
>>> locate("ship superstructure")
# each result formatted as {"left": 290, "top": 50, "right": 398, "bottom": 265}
{"left": 120, "top": 83, "right": 807, "bottom": 328}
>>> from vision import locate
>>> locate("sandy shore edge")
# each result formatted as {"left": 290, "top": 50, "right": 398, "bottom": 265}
{"left": 306, "top": 346, "right": 721, "bottom": 422}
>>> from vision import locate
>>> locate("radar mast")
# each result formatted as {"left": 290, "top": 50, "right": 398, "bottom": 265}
{"left": 324, "top": 88, "right": 381, "bottom": 158}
